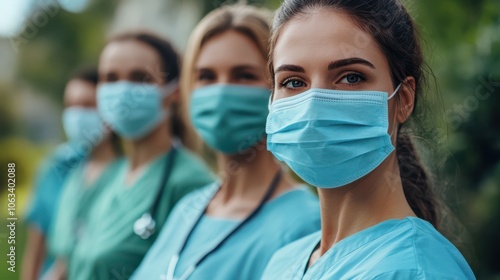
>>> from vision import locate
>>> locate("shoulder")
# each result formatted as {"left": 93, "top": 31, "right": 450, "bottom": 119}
{"left": 173, "top": 147, "right": 211, "bottom": 172}
{"left": 170, "top": 148, "right": 215, "bottom": 187}
{"left": 272, "top": 230, "right": 321, "bottom": 258}
{"left": 263, "top": 186, "right": 321, "bottom": 239}
{"left": 268, "top": 186, "right": 319, "bottom": 214}
{"left": 407, "top": 218, "right": 475, "bottom": 279}
{"left": 263, "top": 231, "right": 321, "bottom": 279}
{"left": 366, "top": 218, "right": 475, "bottom": 280}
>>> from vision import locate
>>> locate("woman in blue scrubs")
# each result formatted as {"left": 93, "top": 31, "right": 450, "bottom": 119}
{"left": 22, "top": 68, "right": 103, "bottom": 280}
{"left": 262, "top": 0, "right": 475, "bottom": 279}
{"left": 44, "top": 67, "right": 123, "bottom": 280}
{"left": 69, "top": 32, "right": 214, "bottom": 280}
{"left": 132, "top": 4, "right": 320, "bottom": 280}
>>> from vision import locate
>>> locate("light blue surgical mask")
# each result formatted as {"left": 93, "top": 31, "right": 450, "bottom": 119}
{"left": 97, "top": 80, "right": 177, "bottom": 140}
{"left": 190, "top": 84, "right": 270, "bottom": 154}
{"left": 62, "top": 107, "right": 106, "bottom": 149}
{"left": 266, "top": 85, "right": 400, "bottom": 188}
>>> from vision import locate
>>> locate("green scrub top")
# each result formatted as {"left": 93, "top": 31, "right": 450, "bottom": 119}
{"left": 48, "top": 158, "right": 124, "bottom": 261}
{"left": 69, "top": 147, "right": 214, "bottom": 280}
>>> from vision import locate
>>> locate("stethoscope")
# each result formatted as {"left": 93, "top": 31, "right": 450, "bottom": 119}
{"left": 133, "top": 146, "right": 178, "bottom": 239}
{"left": 165, "top": 168, "right": 283, "bottom": 280}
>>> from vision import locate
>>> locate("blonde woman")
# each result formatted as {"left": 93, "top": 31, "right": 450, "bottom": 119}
{"left": 131, "top": 5, "right": 320, "bottom": 280}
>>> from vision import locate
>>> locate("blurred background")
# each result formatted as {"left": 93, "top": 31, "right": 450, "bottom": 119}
{"left": 0, "top": 0, "right": 498, "bottom": 279}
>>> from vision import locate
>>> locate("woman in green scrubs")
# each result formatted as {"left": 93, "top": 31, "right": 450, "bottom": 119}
{"left": 44, "top": 67, "right": 123, "bottom": 280}
{"left": 69, "top": 32, "right": 214, "bottom": 280}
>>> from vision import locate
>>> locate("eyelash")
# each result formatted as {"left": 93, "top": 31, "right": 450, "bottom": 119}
{"left": 277, "top": 71, "right": 367, "bottom": 90}
{"left": 198, "top": 73, "right": 214, "bottom": 81}
{"left": 278, "top": 76, "right": 306, "bottom": 89}
{"left": 338, "top": 72, "right": 366, "bottom": 86}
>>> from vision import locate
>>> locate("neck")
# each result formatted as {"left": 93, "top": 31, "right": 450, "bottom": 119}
{"left": 129, "top": 122, "right": 172, "bottom": 171}
{"left": 216, "top": 142, "right": 285, "bottom": 203}
{"left": 88, "top": 135, "right": 116, "bottom": 163}
{"left": 316, "top": 154, "right": 415, "bottom": 256}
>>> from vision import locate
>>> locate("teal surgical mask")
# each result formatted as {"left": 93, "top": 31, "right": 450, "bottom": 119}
{"left": 266, "top": 85, "right": 400, "bottom": 188}
{"left": 62, "top": 107, "right": 106, "bottom": 149}
{"left": 97, "top": 80, "right": 177, "bottom": 140}
{"left": 190, "top": 84, "right": 270, "bottom": 154}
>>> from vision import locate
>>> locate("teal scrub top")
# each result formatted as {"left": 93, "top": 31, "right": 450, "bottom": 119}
{"left": 48, "top": 158, "right": 124, "bottom": 260}
{"left": 24, "top": 143, "right": 84, "bottom": 275}
{"left": 69, "top": 147, "right": 214, "bottom": 280}
{"left": 131, "top": 184, "right": 321, "bottom": 280}
{"left": 262, "top": 217, "right": 476, "bottom": 280}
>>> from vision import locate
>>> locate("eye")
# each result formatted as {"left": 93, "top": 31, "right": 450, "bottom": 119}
{"left": 339, "top": 73, "right": 365, "bottom": 84}
{"left": 235, "top": 72, "right": 258, "bottom": 81}
{"left": 129, "top": 70, "right": 152, "bottom": 83}
{"left": 197, "top": 71, "right": 215, "bottom": 82}
{"left": 282, "top": 79, "right": 306, "bottom": 89}
{"left": 104, "top": 72, "right": 118, "bottom": 82}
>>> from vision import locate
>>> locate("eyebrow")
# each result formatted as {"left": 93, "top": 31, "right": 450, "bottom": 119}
{"left": 232, "top": 65, "right": 260, "bottom": 72}
{"left": 328, "top": 57, "right": 375, "bottom": 70}
{"left": 274, "top": 64, "right": 305, "bottom": 73}
{"left": 196, "top": 65, "right": 260, "bottom": 72}
{"left": 274, "top": 57, "right": 374, "bottom": 74}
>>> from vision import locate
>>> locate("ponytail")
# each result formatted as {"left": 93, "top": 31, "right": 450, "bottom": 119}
{"left": 397, "top": 133, "right": 439, "bottom": 228}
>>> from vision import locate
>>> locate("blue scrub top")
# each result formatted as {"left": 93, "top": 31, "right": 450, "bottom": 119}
{"left": 25, "top": 143, "right": 84, "bottom": 274}
{"left": 262, "top": 217, "right": 475, "bottom": 280}
{"left": 131, "top": 184, "right": 321, "bottom": 280}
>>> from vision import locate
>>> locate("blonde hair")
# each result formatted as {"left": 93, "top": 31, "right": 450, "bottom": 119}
{"left": 180, "top": 4, "right": 273, "bottom": 152}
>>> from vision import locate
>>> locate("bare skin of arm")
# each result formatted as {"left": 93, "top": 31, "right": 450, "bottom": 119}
{"left": 21, "top": 227, "right": 46, "bottom": 280}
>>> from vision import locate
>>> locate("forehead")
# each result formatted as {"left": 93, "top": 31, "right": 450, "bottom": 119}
{"left": 99, "top": 40, "right": 161, "bottom": 72}
{"left": 196, "top": 30, "right": 265, "bottom": 68}
{"left": 273, "top": 8, "right": 387, "bottom": 70}
{"left": 64, "top": 79, "right": 96, "bottom": 104}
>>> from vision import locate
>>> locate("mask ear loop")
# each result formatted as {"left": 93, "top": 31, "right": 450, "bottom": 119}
{"left": 388, "top": 83, "right": 402, "bottom": 100}
{"left": 388, "top": 83, "right": 402, "bottom": 138}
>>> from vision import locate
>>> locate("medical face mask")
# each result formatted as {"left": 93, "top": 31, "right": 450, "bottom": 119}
{"left": 62, "top": 107, "right": 106, "bottom": 148}
{"left": 190, "top": 84, "right": 270, "bottom": 154}
{"left": 266, "top": 85, "right": 400, "bottom": 188}
{"left": 97, "top": 80, "right": 177, "bottom": 140}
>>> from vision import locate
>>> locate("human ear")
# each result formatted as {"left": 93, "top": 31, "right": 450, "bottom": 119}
{"left": 396, "top": 77, "right": 416, "bottom": 124}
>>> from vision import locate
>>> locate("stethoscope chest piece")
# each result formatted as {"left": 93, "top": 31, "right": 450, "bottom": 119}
{"left": 134, "top": 213, "right": 156, "bottom": 239}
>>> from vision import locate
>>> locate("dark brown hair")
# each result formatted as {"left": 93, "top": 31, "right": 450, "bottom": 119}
{"left": 70, "top": 65, "right": 99, "bottom": 85}
{"left": 270, "top": 0, "right": 440, "bottom": 228}
{"left": 107, "top": 31, "right": 192, "bottom": 150}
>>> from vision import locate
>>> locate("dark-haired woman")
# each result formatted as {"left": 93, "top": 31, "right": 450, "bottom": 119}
{"left": 22, "top": 68, "right": 110, "bottom": 280}
{"left": 262, "top": 0, "right": 475, "bottom": 279}
{"left": 69, "top": 32, "right": 214, "bottom": 280}
{"left": 41, "top": 67, "right": 123, "bottom": 280}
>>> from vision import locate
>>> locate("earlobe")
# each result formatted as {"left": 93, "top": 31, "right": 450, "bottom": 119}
{"left": 396, "top": 77, "right": 416, "bottom": 124}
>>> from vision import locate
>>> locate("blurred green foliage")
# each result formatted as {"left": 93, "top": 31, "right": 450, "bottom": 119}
{"left": 0, "top": 0, "right": 498, "bottom": 279}
{"left": 409, "top": 0, "right": 500, "bottom": 278}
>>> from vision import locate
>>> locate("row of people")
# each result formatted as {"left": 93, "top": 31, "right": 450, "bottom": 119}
{"left": 23, "top": 1, "right": 475, "bottom": 279}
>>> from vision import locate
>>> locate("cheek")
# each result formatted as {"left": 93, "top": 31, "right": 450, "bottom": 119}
{"left": 387, "top": 98, "right": 402, "bottom": 133}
